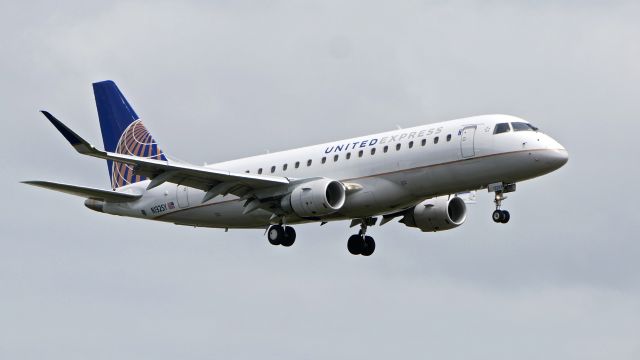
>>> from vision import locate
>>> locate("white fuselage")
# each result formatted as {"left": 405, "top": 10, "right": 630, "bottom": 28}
{"left": 102, "top": 114, "right": 568, "bottom": 228}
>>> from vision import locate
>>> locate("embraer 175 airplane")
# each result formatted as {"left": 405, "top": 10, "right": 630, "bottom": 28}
{"left": 25, "top": 81, "right": 568, "bottom": 256}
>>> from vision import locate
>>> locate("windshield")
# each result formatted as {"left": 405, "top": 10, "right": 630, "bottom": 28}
{"left": 493, "top": 123, "right": 511, "bottom": 134}
{"left": 511, "top": 122, "right": 539, "bottom": 132}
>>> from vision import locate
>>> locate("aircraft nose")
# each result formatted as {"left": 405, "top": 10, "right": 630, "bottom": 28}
{"left": 540, "top": 147, "right": 569, "bottom": 170}
{"left": 536, "top": 133, "right": 569, "bottom": 170}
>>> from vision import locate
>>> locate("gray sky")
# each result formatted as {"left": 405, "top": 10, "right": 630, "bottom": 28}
{"left": 1, "top": 1, "right": 639, "bottom": 359}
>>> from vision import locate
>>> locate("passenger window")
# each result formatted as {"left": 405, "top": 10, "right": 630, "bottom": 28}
{"left": 371, "top": 148, "right": 376, "bottom": 155}
{"left": 334, "top": 154, "right": 339, "bottom": 162}
{"left": 396, "top": 143, "right": 401, "bottom": 151}
{"left": 258, "top": 168, "right": 263, "bottom": 174}
{"left": 245, "top": 170, "right": 249, "bottom": 173}
{"left": 270, "top": 166, "right": 276, "bottom": 173}
{"left": 409, "top": 141, "right": 414, "bottom": 148}
{"left": 493, "top": 123, "right": 511, "bottom": 134}
{"left": 383, "top": 145, "right": 388, "bottom": 153}
{"left": 283, "top": 164, "right": 287, "bottom": 171}
{"left": 446, "top": 134, "right": 451, "bottom": 142}
{"left": 307, "top": 159, "right": 312, "bottom": 166}
{"left": 346, "top": 152, "right": 351, "bottom": 159}
{"left": 358, "top": 150, "right": 363, "bottom": 157}
{"left": 295, "top": 161, "right": 300, "bottom": 169}
{"left": 434, "top": 136, "right": 439, "bottom": 144}
{"left": 322, "top": 157, "right": 326, "bottom": 164}
{"left": 421, "top": 139, "right": 426, "bottom": 146}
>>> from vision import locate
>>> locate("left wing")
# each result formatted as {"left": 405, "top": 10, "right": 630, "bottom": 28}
{"left": 41, "top": 111, "right": 290, "bottom": 203}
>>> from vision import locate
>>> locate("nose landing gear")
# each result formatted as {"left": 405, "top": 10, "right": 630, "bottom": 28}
{"left": 492, "top": 209, "right": 510, "bottom": 223}
{"left": 489, "top": 182, "right": 515, "bottom": 224}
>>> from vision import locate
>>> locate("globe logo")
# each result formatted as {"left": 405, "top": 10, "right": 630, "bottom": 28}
{"left": 111, "top": 120, "right": 165, "bottom": 188}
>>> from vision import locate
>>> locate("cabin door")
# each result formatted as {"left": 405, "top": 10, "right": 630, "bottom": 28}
{"left": 177, "top": 185, "right": 190, "bottom": 208}
{"left": 460, "top": 126, "right": 476, "bottom": 158}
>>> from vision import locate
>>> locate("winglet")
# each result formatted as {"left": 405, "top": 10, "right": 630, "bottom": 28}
{"left": 41, "top": 111, "right": 97, "bottom": 155}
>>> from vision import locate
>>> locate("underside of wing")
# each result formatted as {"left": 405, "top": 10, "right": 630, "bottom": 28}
{"left": 36, "top": 111, "right": 367, "bottom": 220}
{"left": 106, "top": 152, "right": 289, "bottom": 193}
{"left": 40, "top": 111, "right": 291, "bottom": 201}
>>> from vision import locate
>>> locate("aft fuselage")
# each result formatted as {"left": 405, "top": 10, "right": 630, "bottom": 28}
{"left": 101, "top": 114, "right": 568, "bottom": 228}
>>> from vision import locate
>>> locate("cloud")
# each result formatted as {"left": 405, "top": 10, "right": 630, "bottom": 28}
{"left": 1, "top": 1, "right": 639, "bottom": 359}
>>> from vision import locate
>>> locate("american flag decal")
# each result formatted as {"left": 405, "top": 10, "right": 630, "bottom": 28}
{"left": 167, "top": 202, "right": 175, "bottom": 210}
{"left": 111, "top": 120, "right": 166, "bottom": 189}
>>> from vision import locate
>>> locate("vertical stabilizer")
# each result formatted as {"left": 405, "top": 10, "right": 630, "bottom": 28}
{"left": 93, "top": 80, "right": 167, "bottom": 189}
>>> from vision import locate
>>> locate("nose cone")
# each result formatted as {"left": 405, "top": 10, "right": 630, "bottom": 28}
{"left": 536, "top": 134, "right": 568, "bottom": 171}
{"left": 542, "top": 148, "right": 569, "bottom": 170}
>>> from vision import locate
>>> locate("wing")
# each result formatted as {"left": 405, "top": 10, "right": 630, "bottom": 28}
{"left": 23, "top": 180, "right": 141, "bottom": 202}
{"left": 41, "top": 111, "right": 290, "bottom": 203}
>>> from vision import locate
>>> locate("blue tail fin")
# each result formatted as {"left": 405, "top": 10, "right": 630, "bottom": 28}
{"left": 93, "top": 80, "right": 167, "bottom": 189}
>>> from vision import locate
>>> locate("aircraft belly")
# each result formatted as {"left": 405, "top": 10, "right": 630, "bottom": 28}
{"left": 157, "top": 199, "right": 272, "bottom": 228}
{"left": 145, "top": 149, "right": 554, "bottom": 229}
{"left": 405, "top": 149, "right": 556, "bottom": 196}
{"left": 340, "top": 176, "right": 414, "bottom": 218}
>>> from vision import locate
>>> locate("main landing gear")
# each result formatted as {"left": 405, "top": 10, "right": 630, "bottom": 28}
{"left": 267, "top": 219, "right": 377, "bottom": 256}
{"left": 267, "top": 225, "right": 296, "bottom": 247}
{"left": 347, "top": 221, "right": 376, "bottom": 256}
{"left": 489, "top": 182, "right": 516, "bottom": 224}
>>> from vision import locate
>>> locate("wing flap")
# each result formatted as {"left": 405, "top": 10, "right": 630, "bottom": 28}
{"left": 22, "top": 181, "right": 141, "bottom": 202}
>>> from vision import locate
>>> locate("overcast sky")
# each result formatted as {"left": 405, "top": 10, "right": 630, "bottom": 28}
{"left": 1, "top": 1, "right": 639, "bottom": 359}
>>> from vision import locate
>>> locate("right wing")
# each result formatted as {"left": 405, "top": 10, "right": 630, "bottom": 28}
{"left": 41, "top": 111, "right": 291, "bottom": 203}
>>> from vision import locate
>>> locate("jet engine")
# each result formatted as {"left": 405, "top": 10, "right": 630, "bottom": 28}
{"left": 401, "top": 196, "right": 467, "bottom": 232}
{"left": 281, "top": 178, "right": 346, "bottom": 218}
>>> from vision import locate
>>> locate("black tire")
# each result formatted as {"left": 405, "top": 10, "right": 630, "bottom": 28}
{"left": 501, "top": 210, "right": 510, "bottom": 224}
{"left": 281, "top": 227, "right": 296, "bottom": 247}
{"left": 492, "top": 210, "right": 503, "bottom": 223}
{"left": 361, "top": 236, "right": 375, "bottom": 256}
{"left": 347, "top": 234, "right": 364, "bottom": 255}
{"left": 267, "top": 225, "right": 284, "bottom": 246}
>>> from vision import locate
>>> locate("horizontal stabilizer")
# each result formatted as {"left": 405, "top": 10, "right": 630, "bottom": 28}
{"left": 22, "top": 180, "right": 141, "bottom": 202}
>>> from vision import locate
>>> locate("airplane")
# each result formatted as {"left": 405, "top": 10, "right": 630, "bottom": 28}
{"left": 25, "top": 80, "right": 569, "bottom": 256}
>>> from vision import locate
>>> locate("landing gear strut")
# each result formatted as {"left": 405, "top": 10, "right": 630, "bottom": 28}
{"left": 347, "top": 220, "right": 376, "bottom": 256}
{"left": 267, "top": 225, "right": 296, "bottom": 247}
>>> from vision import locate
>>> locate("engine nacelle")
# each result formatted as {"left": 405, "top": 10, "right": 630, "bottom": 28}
{"left": 281, "top": 178, "right": 346, "bottom": 218}
{"left": 401, "top": 196, "right": 467, "bottom": 232}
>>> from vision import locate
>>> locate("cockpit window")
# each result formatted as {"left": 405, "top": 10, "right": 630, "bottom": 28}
{"left": 511, "top": 122, "right": 539, "bottom": 132}
{"left": 493, "top": 123, "right": 511, "bottom": 134}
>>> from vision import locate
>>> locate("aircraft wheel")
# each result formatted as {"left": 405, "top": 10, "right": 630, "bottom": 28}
{"left": 492, "top": 210, "right": 511, "bottom": 224}
{"left": 267, "top": 225, "right": 284, "bottom": 245}
{"left": 492, "top": 210, "right": 503, "bottom": 223}
{"left": 361, "top": 236, "right": 375, "bottom": 256}
{"left": 347, "top": 234, "right": 364, "bottom": 255}
{"left": 281, "top": 227, "right": 296, "bottom": 247}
